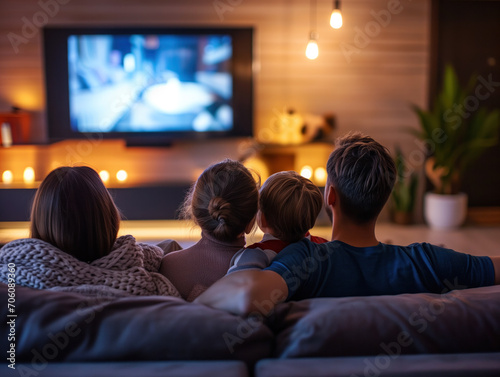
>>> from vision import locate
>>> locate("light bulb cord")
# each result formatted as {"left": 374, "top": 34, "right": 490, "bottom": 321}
{"left": 310, "top": 0, "right": 317, "bottom": 32}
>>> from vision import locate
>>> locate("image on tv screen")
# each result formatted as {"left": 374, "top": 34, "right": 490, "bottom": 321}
{"left": 68, "top": 34, "right": 233, "bottom": 133}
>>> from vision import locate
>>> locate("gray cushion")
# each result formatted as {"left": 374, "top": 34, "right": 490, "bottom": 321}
{"left": 0, "top": 283, "right": 272, "bottom": 365}
{"left": 255, "top": 354, "right": 500, "bottom": 377}
{"left": 271, "top": 285, "right": 500, "bottom": 358}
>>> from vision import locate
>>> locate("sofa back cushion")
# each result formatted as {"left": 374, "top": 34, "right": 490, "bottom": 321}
{"left": 0, "top": 283, "right": 273, "bottom": 366}
{"left": 271, "top": 285, "right": 500, "bottom": 358}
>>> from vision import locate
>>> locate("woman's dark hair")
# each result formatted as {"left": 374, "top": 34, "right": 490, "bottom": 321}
{"left": 181, "top": 159, "right": 259, "bottom": 242}
{"left": 30, "top": 166, "right": 121, "bottom": 262}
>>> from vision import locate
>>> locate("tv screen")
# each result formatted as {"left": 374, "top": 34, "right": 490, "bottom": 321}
{"left": 43, "top": 27, "right": 253, "bottom": 144}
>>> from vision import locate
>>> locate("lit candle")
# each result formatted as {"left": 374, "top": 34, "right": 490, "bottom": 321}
{"left": 314, "top": 167, "right": 327, "bottom": 186}
{"left": 2, "top": 170, "right": 13, "bottom": 184}
{"left": 99, "top": 170, "right": 110, "bottom": 184}
{"left": 300, "top": 166, "right": 313, "bottom": 179}
{"left": 116, "top": 170, "right": 128, "bottom": 183}
{"left": 23, "top": 167, "right": 35, "bottom": 184}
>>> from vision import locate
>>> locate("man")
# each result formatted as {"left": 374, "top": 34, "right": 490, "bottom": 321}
{"left": 195, "top": 132, "right": 500, "bottom": 315}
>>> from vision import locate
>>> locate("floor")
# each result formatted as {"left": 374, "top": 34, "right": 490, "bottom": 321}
{"left": 1, "top": 220, "right": 499, "bottom": 257}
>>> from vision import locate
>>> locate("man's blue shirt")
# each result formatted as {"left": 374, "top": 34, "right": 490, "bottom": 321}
{"left": 265, "top": 239, "right": 495, "bottom": 300}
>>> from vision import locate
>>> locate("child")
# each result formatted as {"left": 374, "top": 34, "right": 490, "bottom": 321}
{"left": 0, "top": 166, "right": 179, "bottom": 298}
{"left": 227, "top": 170, "right": 328, "bottom": 274}
{"left": 160, "top": 159, "right": 259, "bottom": 301}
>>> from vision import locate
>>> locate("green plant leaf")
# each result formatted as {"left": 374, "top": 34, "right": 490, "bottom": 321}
{"left": 391, "top": 147, "right": 419, "bottom": 212}
{"left": 410, "top": 64, "right": 500, "bottom": 194}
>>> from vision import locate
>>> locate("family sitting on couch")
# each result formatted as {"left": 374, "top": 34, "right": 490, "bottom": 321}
{"left": 0, "top": 132, "right": 498, "bottom": 313}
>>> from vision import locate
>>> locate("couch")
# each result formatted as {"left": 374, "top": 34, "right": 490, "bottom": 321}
{"left": 1, "top": 283, "right": 500, "bottom": 376}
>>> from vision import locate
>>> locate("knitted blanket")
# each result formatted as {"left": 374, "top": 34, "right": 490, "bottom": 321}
{"left": 0, "top": 235, "right": 180, "bottom": 298}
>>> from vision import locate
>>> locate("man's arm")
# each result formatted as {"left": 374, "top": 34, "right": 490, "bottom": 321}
{"left": 227, "top": 247, "right": 277, "bottom": 274}
{"left": 492, "top": 256, "right": 500, "bottom": 285}
{"left": 194, "top": 270, "right": 288, "bottom": 316}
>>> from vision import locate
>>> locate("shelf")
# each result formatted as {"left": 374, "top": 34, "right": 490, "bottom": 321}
{"left": 256, "top": 142, "right": 334, "bottom": 185}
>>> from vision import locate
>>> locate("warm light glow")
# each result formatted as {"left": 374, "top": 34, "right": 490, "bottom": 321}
{"left": 305, "top": 39, "right": 319, "bottom": 60}
{"left": 99, "top": 170, "right": 110, "bottom": 184}
{"left": 23, "top": 167, "right": 35, "bottom": 184}
{"left": 116, "top": 170, "right": 128, "bottom": 182}
{"left": 244, "top": 157, "right": 270, "bottom": 183}
{"left": 191, "top": 168, "right": 205, "bottom": 182}
{"left": 300, "top": 166, "right": 313, "bottom": 179}
{"left": 2, "top": 170, "right": 13, "bottom": 184}
{"left": 50, "top": 161, "right": 63, "bottom": 171}
{"left": 11, "top": 87, "right": 42, "bottom": 110}
{"left": 330, "top": 9, "right": 343, "bottom": 29}
{"left": 314, "top": 167, "right": 328, "bottom": 186}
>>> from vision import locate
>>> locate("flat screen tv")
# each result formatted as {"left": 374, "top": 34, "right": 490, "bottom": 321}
{"left": 43, "top": 26, "right": 253, "bottom": 145}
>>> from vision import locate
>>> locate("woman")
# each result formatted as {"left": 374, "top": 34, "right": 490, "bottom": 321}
{"left": 0, "top": 166, "right": 179, "bottom": 298}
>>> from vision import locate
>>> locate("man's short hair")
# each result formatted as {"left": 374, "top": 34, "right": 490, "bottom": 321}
{"left": 326, "top": 132, "right": 396, "bottom": 223}
{"left": 260, "top": 171, "right": 323, "bottom": 243}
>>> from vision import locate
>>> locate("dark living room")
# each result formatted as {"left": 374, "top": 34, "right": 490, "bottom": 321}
{"left": 0, "top": 0, "right": 500, "bottom": 376}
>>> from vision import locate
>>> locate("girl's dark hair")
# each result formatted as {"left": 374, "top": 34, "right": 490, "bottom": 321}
{"left": 30, "top": 166, "right": 121, "bottom": 262}
{"left": 181, "top": 159, "right": 259, "bottom": 242}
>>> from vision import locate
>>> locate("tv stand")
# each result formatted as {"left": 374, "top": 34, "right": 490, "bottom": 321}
{"left": 125, "top": 138, "right": 173, "bottom": 148}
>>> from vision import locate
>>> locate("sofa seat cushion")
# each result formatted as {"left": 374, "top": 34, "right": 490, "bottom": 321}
{"left": 255, "top": 353, "right": 500, "bottom": 377}
{"left": 271, "top": 285, "right": 500, "bottom": 358}
{"left": 12, "top": 361, "right": 248, "bottom": 377}
{"left": 0, "top": 283, "right": 272, "bottom": 365}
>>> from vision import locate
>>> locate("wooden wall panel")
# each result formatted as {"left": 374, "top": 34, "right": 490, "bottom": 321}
{"left": 0, "top": 0, "right": 431, "bottom": 183}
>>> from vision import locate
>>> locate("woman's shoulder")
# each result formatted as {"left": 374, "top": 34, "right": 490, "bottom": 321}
{"left": 163, "top": 243, "right": 196, "bottom": 260}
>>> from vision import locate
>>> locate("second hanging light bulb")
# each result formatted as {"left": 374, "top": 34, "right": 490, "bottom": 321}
{"left": 306, "top": 33, "right": 319, "bottom": 60}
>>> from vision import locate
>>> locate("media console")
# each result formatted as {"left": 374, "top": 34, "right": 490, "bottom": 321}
{"left": 0, "top": 184, "right": 190, "bottom": 222}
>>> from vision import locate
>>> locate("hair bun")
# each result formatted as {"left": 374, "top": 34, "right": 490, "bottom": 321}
{"left": 208, "top": 197, "right": 231, "bottom": 223}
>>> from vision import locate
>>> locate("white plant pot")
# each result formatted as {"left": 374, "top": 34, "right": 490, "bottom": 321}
{"left": 424, "top": 192, "right": 468, "bottom": 230}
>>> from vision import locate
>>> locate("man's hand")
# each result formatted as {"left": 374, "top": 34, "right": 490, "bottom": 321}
{"left": 194, "top": 270, "right": 288, "bottom": 316}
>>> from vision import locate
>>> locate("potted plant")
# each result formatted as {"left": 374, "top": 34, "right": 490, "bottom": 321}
{"left": 391, "top": 147, "right": 418, "bottom": 225}
{"left": 412, "top": 65, "right": 500, "bottom": 229}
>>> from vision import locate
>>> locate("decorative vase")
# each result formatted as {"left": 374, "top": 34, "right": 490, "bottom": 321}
{"left": 424, "top": 192, "right": 468, "bottom": 229}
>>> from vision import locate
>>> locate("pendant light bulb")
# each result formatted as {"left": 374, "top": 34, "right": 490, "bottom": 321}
{"left": 305, "top": 33, "right": 319, "bottom": 60}
{"left": 330, "top": 0, "right": 343, "bottom": 29}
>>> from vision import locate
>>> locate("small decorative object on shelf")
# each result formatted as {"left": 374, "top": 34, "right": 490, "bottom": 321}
{"left": 1, "top": 123, "right": 12, "bottom": 147}
{"left": 0, "top": 107, "right": 31, "bottom": 146}
{"left": 258, "top": 108, "right": 335, "bottom": 146}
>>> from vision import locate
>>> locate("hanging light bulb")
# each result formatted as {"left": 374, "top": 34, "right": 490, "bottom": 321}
{"left": 330, "top": 0, "right": 343, "bottom": 29}
{"left": 305, "top": 32, "right": 319, "bottom": 60}
{"left": 305, "top": 0, "right": 319, "bottom": 60}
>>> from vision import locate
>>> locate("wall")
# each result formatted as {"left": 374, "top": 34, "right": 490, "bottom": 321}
{"left": 0, "top": 0, "right": 430, "bottom": 184}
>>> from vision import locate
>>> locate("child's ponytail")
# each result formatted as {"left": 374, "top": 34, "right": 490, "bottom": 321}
{"left": 180, "top": 159, "right": 259, "bottom": 241}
